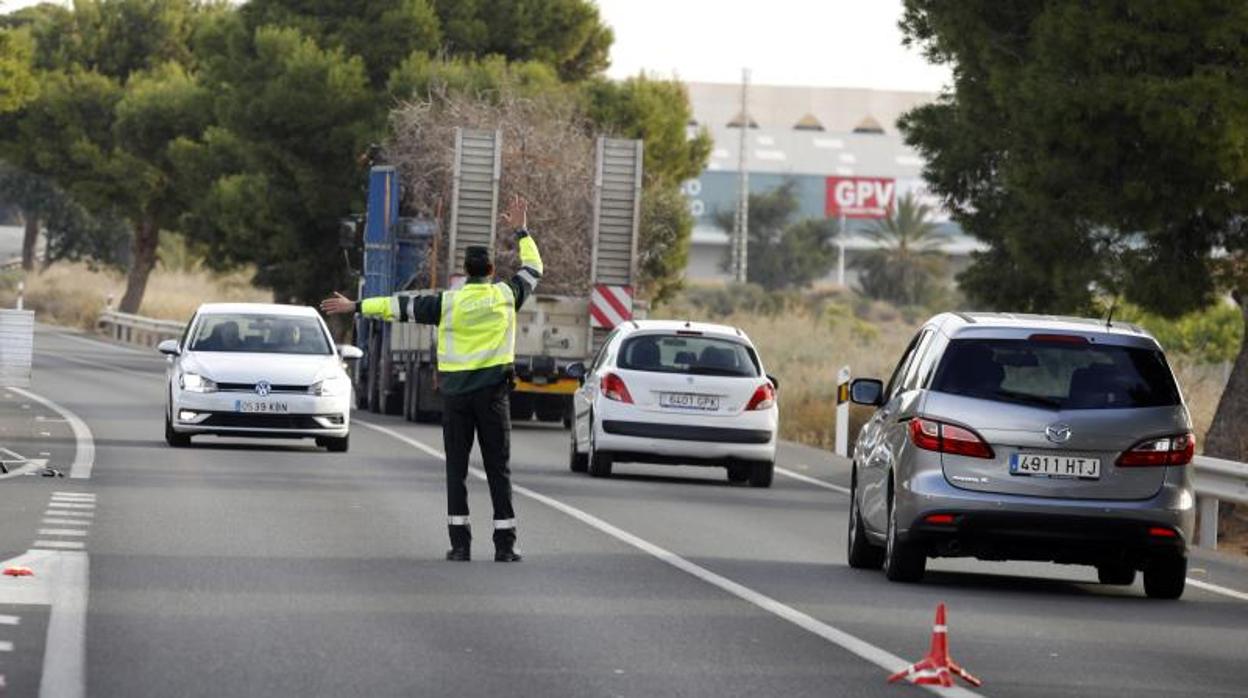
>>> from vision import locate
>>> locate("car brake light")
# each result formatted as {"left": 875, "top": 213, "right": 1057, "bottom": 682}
{"left": 745, "top": 382, "right": 775, "bottom": 411}
{"left": 908, "top": 418, "right": 995, "bottom": 459}
{"left": 1028, "top": 333, "right": 1089, "bottom": 344}
{"left": 1148, "top": 526, "right": 1178, "bottom": 538}
{"left": 924, "top": 514, "right": 956, "bottom": 525}
{"left": 1116, "top": 432, "right": 1194, "bottom": 467}
{"left": 601, "top": 372, "right": 633, "bottom": 403}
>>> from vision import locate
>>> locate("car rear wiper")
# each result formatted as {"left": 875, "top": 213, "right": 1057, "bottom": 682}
{"left": 993, "top": 389, "right": 1062, "bottom": 409}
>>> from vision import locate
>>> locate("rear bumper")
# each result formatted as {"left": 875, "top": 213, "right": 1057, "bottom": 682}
{"left": 595, "top": 420, "right": 776, "bottom": 466}
{"left": 602, "top": 420, "right": 772, "bottom": 444}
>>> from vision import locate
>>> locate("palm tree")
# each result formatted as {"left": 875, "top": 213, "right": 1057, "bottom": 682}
{"left": 853, "top": 192, "right": 950, "bottom": 306}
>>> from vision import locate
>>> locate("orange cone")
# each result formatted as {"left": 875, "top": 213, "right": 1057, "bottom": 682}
{"left": 887, "top": 603, "right": 982, "bottom": 688}
{"left": 3, "top": 566, "right": 33, "bottom": 577}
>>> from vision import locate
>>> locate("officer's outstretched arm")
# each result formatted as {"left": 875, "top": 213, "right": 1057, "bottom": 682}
{"left": 359, "top": 294, "right": 441, "bottom": 324}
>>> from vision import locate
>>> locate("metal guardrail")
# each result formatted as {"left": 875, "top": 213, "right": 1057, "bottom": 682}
{"left": 1193, "top": 455, "right": 1248, "bottom": 550}
{"left": 97, "top": 310, "right": 185, "bottom": 348}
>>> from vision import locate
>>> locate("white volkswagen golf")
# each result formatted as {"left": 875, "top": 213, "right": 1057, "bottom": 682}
{"left": 159, "top": 303, "right": 362, "bottom": 451}
{"left": 568, "top": 320, "right": 779, "bottom": 487}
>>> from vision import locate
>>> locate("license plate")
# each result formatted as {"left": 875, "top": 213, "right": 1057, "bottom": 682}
{"left": 659, "top": 392, "right": 720, "bottom": 411}
{"left": 234, "top": 400, "right": 289, "bottom": 414}
{"left": 1009, "top": 453, "right": 1101, "bottom": 479}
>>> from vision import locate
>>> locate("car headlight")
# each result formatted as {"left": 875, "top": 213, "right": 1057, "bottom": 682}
{"left": 309, "top": 376, "right": 350, "bottom": 397}
{"left": 180, "top": 372, "right": 217, "bottom": 393}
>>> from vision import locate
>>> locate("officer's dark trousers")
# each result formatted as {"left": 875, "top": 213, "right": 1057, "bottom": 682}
{"left": 442, "top": 380, "right": 516, "bottom": 550}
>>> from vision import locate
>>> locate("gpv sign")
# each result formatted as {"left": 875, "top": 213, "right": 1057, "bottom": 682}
{"left": 825, "top": 177, "right": 896, "bottom": 219}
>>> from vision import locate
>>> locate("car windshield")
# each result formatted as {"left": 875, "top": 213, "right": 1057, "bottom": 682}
{"left": 618, "top": 333, "right": 759, "bottom": 377}
{"left": 189, "top": 314, "right": 332, "bottom": 355}
{"left": 930, "top": 338, "right": 1180, "bottom": 410}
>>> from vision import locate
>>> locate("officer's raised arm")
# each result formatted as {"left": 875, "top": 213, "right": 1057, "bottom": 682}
{"left": 500, "top": 195, "right": 543, "bottom": 309}
{"left": 320, "top": 290, "right": 441, "bottom": 324}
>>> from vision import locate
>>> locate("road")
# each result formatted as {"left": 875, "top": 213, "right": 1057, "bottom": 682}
{"left": 1, "top": 325, "right": 1246, "bottom": 697}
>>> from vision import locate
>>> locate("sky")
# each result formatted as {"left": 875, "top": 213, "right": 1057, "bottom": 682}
{"left": 597, "top": 0, "right": 951, "bottom": 92}
{"left": 0, "top": 0, "right": 952, "bottom": 93}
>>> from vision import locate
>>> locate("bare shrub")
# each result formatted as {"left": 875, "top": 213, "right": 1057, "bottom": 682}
{"left": 387, "top": 86, "right": 595, "bottom": 295}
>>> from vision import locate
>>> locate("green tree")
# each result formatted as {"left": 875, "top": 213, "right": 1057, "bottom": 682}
{"left": 714, "top": 181, "right": 839, "bottom": 291}
{"left": 0, "top": 27, "right": 37, "bottom": 113}
{"left": 899, "top": 1, "right": 1248, "bottom": 460}
{"left": 853, "top": 192, "right": 949, "bottom": 306}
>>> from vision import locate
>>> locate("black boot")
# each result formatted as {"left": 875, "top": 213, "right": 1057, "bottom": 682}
{"left": 446, "top": 523, "right": 471, "bottom": 561}
{"left": 493, "top": 527, "right": 521, "bottom": 562}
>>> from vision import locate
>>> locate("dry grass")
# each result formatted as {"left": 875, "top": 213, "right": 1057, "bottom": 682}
{"left": 0, "top": 262, "right": 269, "bottom": 331}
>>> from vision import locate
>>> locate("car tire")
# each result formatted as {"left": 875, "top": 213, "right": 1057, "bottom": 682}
{"left": 748, "top": 461, "right": 774, "bottom": 488}
{"left": 883, "top": 486, "right": 925, "bottom": 583}
{"left": 569, "top": 429, "right": 589, "bottom": 473}
{"left": 1096, "top": 563, "right": 1137, "bottom": 586}
{"left": 726, "top": 464, "right": 750, "bottom": 483}
{"left": 588, "top": 429, "right": 612, "bottom": 478}
{"left": 847, "top": 474, "right": 885, "bottom": 569}
{"left": 322, "top": 435, "right": 350, "bottom": 453}
{"left": 1143, "top": 556, "right": 1186, "bottom": 600}
{"left": 164, "top": 413, "right": 191, "bottom": 448}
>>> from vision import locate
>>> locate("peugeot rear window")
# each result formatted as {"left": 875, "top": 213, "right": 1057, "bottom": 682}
{"left": 930, "top": 338, "right": 1180, "bottom": 410}
{"left": 189, "top": 314, "right": 332, "bottom": 355}
{"left": 618, "top": 334, "right": 759, "bottom": 377}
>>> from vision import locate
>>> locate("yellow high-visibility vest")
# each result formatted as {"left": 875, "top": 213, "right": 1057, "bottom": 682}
{"left": 436, "top": 282, "right": 516, "bottom": 372}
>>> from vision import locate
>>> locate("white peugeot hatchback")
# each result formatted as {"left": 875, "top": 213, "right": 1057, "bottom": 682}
{"left": 159, "top": 303, "right": 362, "bottom": 451}
{"left": 568, "top": 320, "right": 779, "bottom": 487}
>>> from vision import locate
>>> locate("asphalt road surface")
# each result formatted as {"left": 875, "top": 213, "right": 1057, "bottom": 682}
{"left": 1, "top": 326, "right": 1246, "bottom": 697}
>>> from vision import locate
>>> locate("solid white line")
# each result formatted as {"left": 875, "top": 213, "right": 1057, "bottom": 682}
{"left": 0, "top": 615, "right": 18, "bottom": 625}
{"left": 37, "top": 530, "right": 88, "bottom": 538}
{"left": 1188, "top": 578, "right": 1248, "bottom": 602}
{"left": 10, "top": 388, "right": 94, "bottom": 480}
{"left": 46, "top": 503, "right": 94, "bottom": 510}
{"left": 32, "top": 541, "right": 85, "bottom": 551}
{"left": 355, "top": 418, "right": 980, "bottom": 697}
{"left": 776, "top": 466, "right": 851, "bottom": 494}
{"left": 40, "top": 550, "right": 88, "bottom": 698}
{"left": 42, "top": 519, "right": 90, "bottom": 527}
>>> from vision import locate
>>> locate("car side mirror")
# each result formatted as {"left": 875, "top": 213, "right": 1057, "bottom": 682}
{"left": 850, "top": 378, "right": 885, "bottom": 407}
{"left": 339, "top": 344, "right": 364, "bottom": 361}
{"left": 767, "top": 374, "right": 779, "bottom": 391}
{"left": 157, "top": 339, "right": 180, "bottom": 356}
{"left": 566, "top": 362, "right": 587, "bottom": 384}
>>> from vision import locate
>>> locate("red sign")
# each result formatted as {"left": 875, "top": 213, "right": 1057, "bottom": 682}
{"left": 825, "top": 177, "right": 896, "bottom": 219}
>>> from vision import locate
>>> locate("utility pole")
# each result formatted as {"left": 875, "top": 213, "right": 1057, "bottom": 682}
{"left": 731, "top": 68, "right": 750, "bottom": 283}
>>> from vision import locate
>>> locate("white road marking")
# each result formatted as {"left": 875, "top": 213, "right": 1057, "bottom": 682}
{"left": 46, "top": 511, "right": 93, "bottom": 519}
{"left": 0, "top": 615, "right": 18, "bottom": 625}
{"left": 0, "top": 458, "right": 47, "bottom": 480}
{"left": 776, "top": 466, "right": 851, "bottom": 494}
{"left": 0, "top": 641, "right": 11, "bottom": 652}
{"left": 46, "top": 503, "right": 94, "bottom": 510}
{"left": 51, "top": 494, "right": 95, "bottom": 501}
{"left": 9, "top": 388, "right": 94, "bottom": 480}
{"left": 32, "top": 541, "right": 85, "bottom": 551}
{"left": 37, "top": 530, "right": 88, "bottom": 538}
{"left": 355, "top": 419, "right": 980, "bottom": 697}
{"left": 42, "top": 519, "right": 90, "bottom": 527}
{"left": 1188, "top": 579, "right": 1248, "bottom": 602}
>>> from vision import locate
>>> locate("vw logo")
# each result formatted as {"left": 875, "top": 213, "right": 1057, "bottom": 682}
{"left": 255, "top": 380, "right": 272, "bottom": 397}
{"left": 1045, "top": 423, "right": 1072, "bottom": 444}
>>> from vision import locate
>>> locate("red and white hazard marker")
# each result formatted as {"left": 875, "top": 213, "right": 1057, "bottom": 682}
{"left": 887, "top": 602, "right": 982, "bottom": 688}
{"left": 589, "top": 284, "right": 633, "bottom": 329}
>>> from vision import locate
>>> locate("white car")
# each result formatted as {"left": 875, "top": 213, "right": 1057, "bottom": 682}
{"left": 568, "top": 320, "right": 779, "bottom": 487}
{"left": 159, "top": 303, "right": 362, "bottom": 451}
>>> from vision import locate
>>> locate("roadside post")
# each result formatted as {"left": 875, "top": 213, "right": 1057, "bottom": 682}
{"left": 834, "top": 366, "right": 850, "bottom": 457}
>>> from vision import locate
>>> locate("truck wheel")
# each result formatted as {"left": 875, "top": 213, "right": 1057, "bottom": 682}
{"left": 510, "top": 393, "right": 535, "bottom": 422}
{"left": 1143, "top": 556, "right": 1186, "bottom": 599}
{"left": 535, "top": 395, "right": 566, "bottom": 422}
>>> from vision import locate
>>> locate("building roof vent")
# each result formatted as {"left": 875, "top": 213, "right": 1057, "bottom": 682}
{"left": 727, "top": 111, "right": 759, "bottom": 129}
{"left": 793, "top": 113, "right": 825, "bottom": 131}
{"left": 852, "top": 115, "right": 885, "bottom": 134}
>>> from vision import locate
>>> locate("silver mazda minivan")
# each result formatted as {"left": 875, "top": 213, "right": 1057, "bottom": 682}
{"left": 847, "top": 313, "right": 1195, "bottom": 599}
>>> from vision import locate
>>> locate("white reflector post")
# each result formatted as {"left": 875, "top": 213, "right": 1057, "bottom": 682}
{"left": 834, "top": 365, "right": 850, "bottom": 458}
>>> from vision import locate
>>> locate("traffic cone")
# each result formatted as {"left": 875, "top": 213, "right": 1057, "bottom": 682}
{"left": 2, "top": 566, "right": 33, "bottom": 577}
{"left": 887, "top": 602, "right": 982, "bottom": 688}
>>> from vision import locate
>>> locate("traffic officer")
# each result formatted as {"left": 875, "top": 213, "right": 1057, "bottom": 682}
{"left": 321, "top": 195, "right": 542, "bottom": 563}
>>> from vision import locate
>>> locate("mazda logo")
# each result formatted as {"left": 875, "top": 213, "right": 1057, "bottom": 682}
{"left": 255, "top": 380, "right": 272, "bottom": 397}
{"left": 1045, "top": 423, "right": 1072, "bottom": 444}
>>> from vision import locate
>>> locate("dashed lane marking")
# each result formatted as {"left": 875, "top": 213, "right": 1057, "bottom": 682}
{"left": 9, "top": 388, "right": 94, "bottom": 480}
{"left": 45, "top": 503, "right": 94, "bottom": 510}
{"left": 355, "top": 419, "right": 981, "bottom": 698}
{"left": 37, "top": 530, "right": 88, "bottom": 538}
{"left": 41, "top": 520, "right": 90, "bottom": 527}
{"left": 32, "top": 541, "right": 85, "bottom": 551}
{"left": 0, "top": 616, "right": 18, "bottom": 626}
